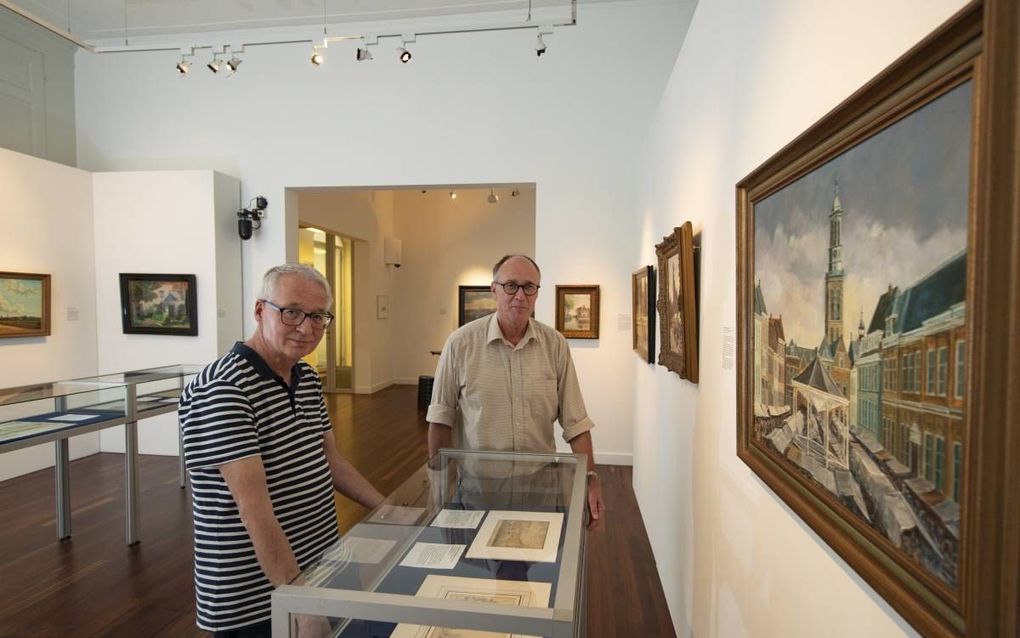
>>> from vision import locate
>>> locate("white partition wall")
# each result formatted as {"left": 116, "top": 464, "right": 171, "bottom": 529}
{"left": 0, "top": 147, "right": 99, "bottom": 481}
{"left": 92, "top": 170, "right": 242, "bottom": 455}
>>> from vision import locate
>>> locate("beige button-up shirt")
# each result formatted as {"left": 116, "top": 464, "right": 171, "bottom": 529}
{"left": 427, "top": 314, "right": 594, "bottom": 453}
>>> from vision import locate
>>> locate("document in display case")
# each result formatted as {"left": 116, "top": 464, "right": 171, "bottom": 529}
{"left": 272, "top": 449, "right": 589, "bottom": 638}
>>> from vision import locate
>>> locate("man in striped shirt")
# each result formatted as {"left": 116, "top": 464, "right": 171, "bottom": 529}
{"left": 180, "top": 264, "right": 384, "bottom": 637}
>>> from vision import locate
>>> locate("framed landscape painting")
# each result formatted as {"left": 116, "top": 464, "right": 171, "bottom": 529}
{"left": 632, "top": 266, "right": 655, "bottom": 363}
{"left": 0, "top": 272, "right": 50, "bottom": 338}
{"left": 457, "top": 285, "right": 495, "bottom": 326}
{"left": 555, "top": 285, "right": 599, "bottom": 339}
{"left": 119, "top": 273, "right": 197, "bottom": 336}
{"left": 656, "top": 222, "right": 698, "bottom": 382}
{"left": 736, "top": 2, "right": 1018, "bottom": 636}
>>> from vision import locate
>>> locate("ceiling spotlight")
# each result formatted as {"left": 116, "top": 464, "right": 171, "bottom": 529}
{"left": 487, "top": 188, "right": 499, "bottom": 204}
{"left": 356, "top": 46, "right": 373, "bottom": 62}
{"left": 397, "top": 46, "right": 411, "bottom": 63}
{"left": 536, "top": 33, "right": 547, "bottom": 57}
{"left": 176, "top": 59, "right": 190, "bottom": 74}
{"left": 511, "top": 188, "right": 520, "bottom": 197}
{"left": 226, "top": 57, "right": 242, "bottom": 72}
{"left": 449, "top": 191, "right": 457, "bottom": 200}
{"left": 207, "top": 58, "right": 222, "bottom": 73}
{"left": 311, "top": 50, "right": 325, "bottom": 66}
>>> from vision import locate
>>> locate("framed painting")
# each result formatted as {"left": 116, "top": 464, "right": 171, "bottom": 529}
{"left": 736, "top": 2, "right": 1019, "bottom": 636}
{"left": 632, "top": 266, "right": 655, "bottom": 363}
{"left": 555, "top": 285, "right": 599, "bottom": 339}
{"left": 0, "top": 272, "right": 51, "bottom": 338}
{"left": 656, "top": 222, "right": 698, "bottom": 382}
{"left": 457, "top": 285, "right": 495, "bottom": 326}
{"left": 119, "top": 273, "right": 198, "bottom": 336}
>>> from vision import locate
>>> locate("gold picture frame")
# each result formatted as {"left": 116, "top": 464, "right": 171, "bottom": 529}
{"left": 655, "top": 222, "right": 698, "bottom": 382}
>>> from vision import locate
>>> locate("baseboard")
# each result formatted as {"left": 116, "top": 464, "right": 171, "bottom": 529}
{"left": 355, "top": 379, "right": 396, "bottom": 395}
{"left": 393, "top": 377, "right": 419, "bottom": 385}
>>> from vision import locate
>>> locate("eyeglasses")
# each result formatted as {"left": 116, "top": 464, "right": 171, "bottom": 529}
{"left": 261, "top": 299, "right": 334, "bottom": 329}
{"left": 494, "top": 281, "right": 540, "bottom": 296}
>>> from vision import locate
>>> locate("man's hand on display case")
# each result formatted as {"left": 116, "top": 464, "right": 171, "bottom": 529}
{"left": 585, "top": 470, "right": 605, "bottom": 531}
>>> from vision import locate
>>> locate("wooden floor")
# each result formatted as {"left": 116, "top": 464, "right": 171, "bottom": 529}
{"left": 0, "top": 385, "right": 674, "bottom": 637}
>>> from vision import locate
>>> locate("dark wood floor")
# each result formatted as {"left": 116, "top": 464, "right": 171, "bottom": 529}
{"left": 0, "top": 385, "right": 674, "bottom": 637}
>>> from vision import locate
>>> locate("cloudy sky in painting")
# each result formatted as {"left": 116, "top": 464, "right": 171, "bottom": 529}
{"left": 0, "top": 279, "right": 41, "bottom": 317}
{"left": 754, "top": 81, "right": 971, "bottom": 349}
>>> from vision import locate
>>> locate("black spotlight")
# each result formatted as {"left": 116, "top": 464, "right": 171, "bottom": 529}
{"left": 398, "top": 46, "right": 411, "bottom": 63}
{"left": 536, "top": 34, "right": 547, "bottom": 57}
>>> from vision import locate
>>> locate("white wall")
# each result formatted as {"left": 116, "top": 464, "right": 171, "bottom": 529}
{"left": 0, "top": 147, "right": 99, "bottom": 481}
{"left": 92, "top": 170, "right": 242, "bottom": 454}
{"left": 391, "top": 187, "right": 536, "bottom": 383}
{"left": 633, "top": 1, "right": 969, "bottom": 636}
{"left": 74, "top": 0, "right": 690, "bottom": 465}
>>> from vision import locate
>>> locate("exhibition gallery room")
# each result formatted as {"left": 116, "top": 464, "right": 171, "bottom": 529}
{"left": 0, "top": 0, "right": 1016, "bottom": 637}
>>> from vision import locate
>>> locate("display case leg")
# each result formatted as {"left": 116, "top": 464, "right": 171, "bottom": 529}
{"left": 54, "top": 439, "right": 71, "bottom": 540}
{"left": 125, "top": 421, "right": 139, "bottom": 545}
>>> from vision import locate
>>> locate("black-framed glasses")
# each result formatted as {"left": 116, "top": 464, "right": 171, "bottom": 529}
{"left": 494, "top": 281, "right": 540, "bottom": 296}
{"left": 261, "top": 299, "right": 334, "bottom": 329}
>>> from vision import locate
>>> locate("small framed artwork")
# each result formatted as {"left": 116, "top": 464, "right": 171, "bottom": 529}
{"left": 465, "top": 510, "right": 564, "bottom": 563}
{"left": 0, "top": 271, "right": 51, "bottom": 338}
{"left": 656, "top": 222, "right": 698, "bottom": 381}
{"left": 457, "top": 285, "right": 496, "bottom": 326}
{"left": 376, "top": 294, "right": 389, "bottom": 319}
{"left": 119, "top": 273, "right": 197, "bottom": 336}
{"left": 632, "top": 266, "right": 655, "bottom": 363}
{"left": 555, "top": 285, "right": 600, "bottom": 339}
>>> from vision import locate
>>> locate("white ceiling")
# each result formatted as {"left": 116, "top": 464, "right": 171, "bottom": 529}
{"left": 2, "top": 0, "right": 617, "bottom": 48}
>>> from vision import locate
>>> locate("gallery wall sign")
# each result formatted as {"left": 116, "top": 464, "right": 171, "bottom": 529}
{"left": 736, "top": 2, "right": 1018, "bottom": 635}
{"left": 656, "top": 222, "right": 698, "bottom": 382}
{"left": 119, "top": 273, "right": 198, "bottom": 336}
{"left": 0, "top": 272, "right": 51, "bottom": 339}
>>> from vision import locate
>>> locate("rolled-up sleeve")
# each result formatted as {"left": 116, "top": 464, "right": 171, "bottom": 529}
{"left": 426, "top": 338, "right": 458, "bottom": 427}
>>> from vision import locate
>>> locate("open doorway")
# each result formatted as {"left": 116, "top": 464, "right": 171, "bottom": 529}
{"left": 299, "top": 226, "right": 354, "bottom": 392}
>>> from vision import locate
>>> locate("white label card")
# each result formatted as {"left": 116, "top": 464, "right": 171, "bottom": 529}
{"left": 430, "top": 509, "right": 485, "bottom": 529}
{"left": 398, "top": 542, "right": 465, "bottom": 570}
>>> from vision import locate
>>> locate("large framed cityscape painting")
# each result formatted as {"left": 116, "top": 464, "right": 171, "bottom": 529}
{"left": 737, "top": 3, "right": 1018, "bottom": 636}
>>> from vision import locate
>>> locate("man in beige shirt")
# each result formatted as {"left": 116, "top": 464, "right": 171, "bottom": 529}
{"left": 427, "top": 254, "right": 605, "bottom": 527}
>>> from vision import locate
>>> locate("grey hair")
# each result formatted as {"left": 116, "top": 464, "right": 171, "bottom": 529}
{"left": 259, "top": 264, "right": 333, "bottom": 306}
{"left": 492, "top": 254, "right": 541, "bottom": 281}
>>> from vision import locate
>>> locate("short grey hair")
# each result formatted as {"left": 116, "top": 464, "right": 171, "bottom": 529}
{"left": 259, "top": 264, "right": 333, "bottom": 307}
{"left": 492, "top": 254, "right": 541, "bottom": 281}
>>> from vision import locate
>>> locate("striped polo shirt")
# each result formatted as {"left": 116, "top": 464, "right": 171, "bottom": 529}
{"left": 179, "top": 342, "right": 338, "bottom": 632}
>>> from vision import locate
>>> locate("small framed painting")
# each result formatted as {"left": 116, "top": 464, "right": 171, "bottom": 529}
{"left": 0, "top": 271, "right": 51, "bottom": 338}
{"left": 458, "top": 285, "right": 496, "bottom": 326}
{"left": 656, "top": 222, "right": 698, "bottom": 381}
{"left": 119, "top": 273, "right": 198, "bottom": 336}
{"left": 632, "top": 266, "right": 655, "bottom": 363}
{"left": 555, "top": 285, "right": 600, "bottom": 339}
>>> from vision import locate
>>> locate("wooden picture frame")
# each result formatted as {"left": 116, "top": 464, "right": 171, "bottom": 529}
{"left": 457, "top": 285, "right": 496, "bottom": 327}
{"left": 736, "top": 2, "right": 1019, "bottom": 636}
{"left": 555, "top": 285, "right": 599, "bottom": 339}
{"left": 119, "top": 273, "right": 198, "bottom": 336}
{"left": 0, "top": 272, "right": 51, "bottom": 338}
{"left": 632, "top": 266, "right": 655, "bottom": 363}
{"left": 655, "top": 222, "right": 698, "bottom": 382}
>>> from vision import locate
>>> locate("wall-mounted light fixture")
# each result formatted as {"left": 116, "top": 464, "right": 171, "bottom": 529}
{"left": 397, "top": 34, "right": 415, "bottom": 63}
{"left": 237, "top": 196, "right": 268, "bottom": 240}
{"left": 487, "top": 188, "right": 499, "bottom": 204}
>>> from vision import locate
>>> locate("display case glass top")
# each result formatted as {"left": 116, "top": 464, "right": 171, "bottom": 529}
{"left": 0, "top": 380, "right": 129, "bottom": 449}
{"left": 76, "top": 364, "right": 203, "bottom": 416}
{"left": 273, "top": 449, "right": 589, "bottom": 638}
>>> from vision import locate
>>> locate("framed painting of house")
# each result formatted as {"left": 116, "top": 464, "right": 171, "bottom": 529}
{"left": 736, "top": 2, "right": 1019, "bottom": 636}
{"left": 0, "top": 271, "right": 51, "bottom": 339}
{"left": 655, "top": 222, "right": 698, "bottom": 382}
{"left": 119, "top": 273, "right": 198, "bottom": 336}
{"left": 555, "top": 285, "right": 599, "bottom": 339}
{"left": 458, "top": 285, "right": 496, "bottom": 327}
{"left": 632, "top": 266, "right": 655, "bottom": 363}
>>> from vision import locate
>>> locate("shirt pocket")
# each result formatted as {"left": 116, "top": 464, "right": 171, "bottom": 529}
{"left": 526, "top": 372, "right": 558, "bottom": 422}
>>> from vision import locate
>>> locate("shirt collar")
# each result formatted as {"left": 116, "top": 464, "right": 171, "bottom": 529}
{"left": 485, "top": 313, "right": 536, "bottom": 348}
{"left": 230, "top": 341, "right": 304, "bottom": 384}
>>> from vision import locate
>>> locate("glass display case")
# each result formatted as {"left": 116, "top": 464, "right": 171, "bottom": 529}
{"left": 272, "top": 449, "right": 589, "bottom": 638}
{"left": 0, "top": 379, "right": 130, "bottom": 453}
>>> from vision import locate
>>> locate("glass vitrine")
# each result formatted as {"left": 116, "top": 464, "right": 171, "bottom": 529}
{"left": 0, "top": 380, "right": 129, "bottom": 453}
{"left": 272, "top": 449, "right": 589, "bottom": 638}
{"left": 76, "top": 364, "right": 203, "bottom": 418}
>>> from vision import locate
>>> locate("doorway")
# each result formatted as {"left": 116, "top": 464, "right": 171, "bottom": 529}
{"left": 299, "top": 227, "right": 354, "bottom": 392}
